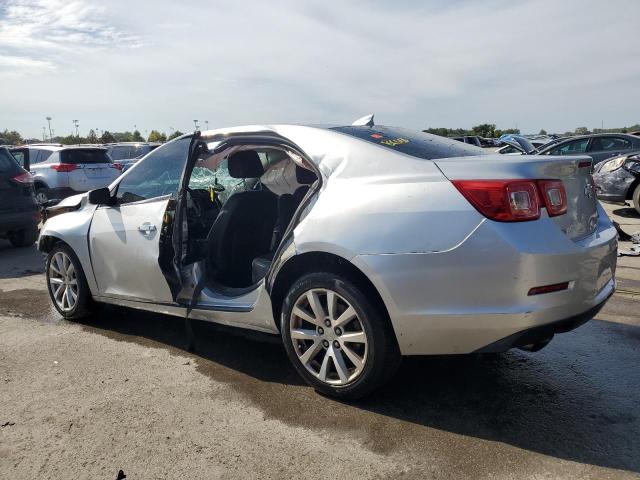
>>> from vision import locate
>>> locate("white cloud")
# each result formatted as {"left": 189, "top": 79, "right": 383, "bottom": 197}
{"left": 0, "top": 0, "right": 639, "bottom": 137}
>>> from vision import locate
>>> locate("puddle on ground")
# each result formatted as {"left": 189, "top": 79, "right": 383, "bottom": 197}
{"left": 0, "top": 288, "right": 59, "bottom": 322}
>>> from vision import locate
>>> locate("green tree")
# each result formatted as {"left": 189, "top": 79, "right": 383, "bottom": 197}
{"left": 101, "top": 131, "right": 116, "bottom": 143}
{"left": 87, "top": 129, "right": 99, "bottom": 144}
{"left": 112, "top": 131, "right": 132, "bottom": 142}
{"left": 501, "top": 128, "right": 520, "bottom": 135}
{"left": 147, "top": 130, "right": 167, "bottom": 142}
{"left": 131, "top": 129, "right": 144, "bottom": 142}
{"left": 539, "top": 129, "right": 547, "bottom": 135}
{"left": 0, "top": 129, "right": 23, "bottom": 145}
{"left": 574, "top": 127, "right": 590, "bottom": 135}
{"left": 168, "top": 130, "right": 183, "bottom": 140}
{"left": 471, "top": 124, "right": 496, "bottom": 138}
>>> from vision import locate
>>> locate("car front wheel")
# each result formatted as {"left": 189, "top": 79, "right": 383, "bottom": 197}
{"left": 46, "top": 244, "right": 94, "bottom": 320}
{"left": 281, "top": 272, "right": 400, "bottom": 400}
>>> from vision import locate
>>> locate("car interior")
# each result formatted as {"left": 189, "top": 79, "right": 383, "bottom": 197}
{"left": 183, "top": 144, "right": 317, "bottom": 290}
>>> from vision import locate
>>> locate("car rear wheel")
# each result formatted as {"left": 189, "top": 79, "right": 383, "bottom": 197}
{"left": 46, "top": 244, "right": 94, "bottom": 320}
{"left": 632, "top": 183, "right": 640, "bottom": 216}
{"left": 8, "top": 225, "right": 39, "bottom": 248}
{"left": 281, "top": 272, "right": 400, "bottom": 400}
{"left": 35, "top": 187, "right": 49, "bottom": 205}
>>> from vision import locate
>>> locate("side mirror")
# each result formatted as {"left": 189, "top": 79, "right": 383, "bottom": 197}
{"left": 88, "top": 187, "right": 114, "bottom": 205}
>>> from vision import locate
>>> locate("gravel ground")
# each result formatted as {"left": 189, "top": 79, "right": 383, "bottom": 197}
{"left": 0, "top": 204, "right": 639, "bottom": 479}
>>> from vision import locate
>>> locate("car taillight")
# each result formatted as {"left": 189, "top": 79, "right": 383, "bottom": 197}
{"left": 111, "top": 163, "right": 123, "bottom": 171}
{"left": 11, "top": 172, "right": 34, "bottom": 185}
{"left": 51, "top": 163, "right": 77, "bottom": 172}
{"left": 452, "top": 180, "right": 541, "bottom": 222}
{"left": 538, "top": 180, "right": 567, "bottom": 217}
{"left": 453, "top": 179, "right": 569, "bottom": 222}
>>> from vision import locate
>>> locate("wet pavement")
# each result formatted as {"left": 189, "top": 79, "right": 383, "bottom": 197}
{"left": 1, "top": 210, "right": 639, "bottom": 478}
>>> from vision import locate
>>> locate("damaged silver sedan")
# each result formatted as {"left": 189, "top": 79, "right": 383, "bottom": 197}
{"left": 593, "top": 152, "right": 640, "bottom": 215}
{"left": 38, "top": 117, "right": 618, "bottom": 399}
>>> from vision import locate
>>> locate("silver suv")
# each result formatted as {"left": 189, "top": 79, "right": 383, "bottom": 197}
{"left": 16, "top": 145, "right": 121, "bottom": 204}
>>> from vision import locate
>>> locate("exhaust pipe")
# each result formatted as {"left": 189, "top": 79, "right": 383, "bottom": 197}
{"left": 517, "top": 335, "right": 553, "bottom": 352}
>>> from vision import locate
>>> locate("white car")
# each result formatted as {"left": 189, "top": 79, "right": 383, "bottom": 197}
{"left": 13, "top": 145, "right": 121, "bottom": 204}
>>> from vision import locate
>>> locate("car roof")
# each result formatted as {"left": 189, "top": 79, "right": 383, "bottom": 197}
{"left": 28, "top": 145, "right": 107, "bottom": 152}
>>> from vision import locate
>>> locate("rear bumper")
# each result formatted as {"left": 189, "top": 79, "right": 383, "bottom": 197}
{"left": 352, "top": 203, "right": 618, "bottom": 355}
{"left": 473, "top": 284, "right": 612, "bottom": 353}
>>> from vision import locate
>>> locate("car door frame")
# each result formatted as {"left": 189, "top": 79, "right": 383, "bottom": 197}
{"left": 89, "top": 134, "right": 199, "bottom": 305}
{"left": 174, "top": 131, "right": 322, "bottom": 333}
{"left": 588, "top": 135, "right": 634, "bottom": 165}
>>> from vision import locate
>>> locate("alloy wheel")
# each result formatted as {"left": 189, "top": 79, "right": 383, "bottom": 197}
{"left": 289, "top": 288, "right": 369, "bottom": 386}
{"left": 35, "top": 191, "right": 48, "bottom": 204}
{"left": 48, "top": 251, "right": 79, "bottom": 312}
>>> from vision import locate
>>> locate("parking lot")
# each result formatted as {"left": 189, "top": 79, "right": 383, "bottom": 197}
{"left": 0, "top": 203, "right": 637, "bottom": 479}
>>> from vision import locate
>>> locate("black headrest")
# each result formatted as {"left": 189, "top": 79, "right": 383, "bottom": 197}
{"left": 295, "top": 165, "right": 317, "bottom": 185}
{"left": 228, "top": 150, "right": 264, "bottom": 178}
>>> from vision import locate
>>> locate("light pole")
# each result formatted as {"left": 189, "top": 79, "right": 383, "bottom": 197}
{"left": 46, "top": 117, "right": 52, "bottom": 142}
{"left": 73, "top": 120, "right": 79, "bottom": 138}
{"left": 42, "top": 127, "right": 46, "bottom": 142}
{"left": 205, "top": 120, "right": 209, "bottom": 131}
{"left": 193, "top": 119, "right": 199, "bottom": 131}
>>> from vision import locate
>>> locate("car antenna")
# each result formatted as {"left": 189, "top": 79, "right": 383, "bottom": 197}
{"left": 352, "top": 114, "right": 374, "bottom": 127}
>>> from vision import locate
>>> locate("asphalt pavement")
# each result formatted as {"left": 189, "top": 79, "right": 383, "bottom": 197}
{"left": 0, "top": 205, "right": 639, "bottom": 479}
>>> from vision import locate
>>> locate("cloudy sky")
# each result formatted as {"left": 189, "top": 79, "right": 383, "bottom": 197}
{"left": 0, "top": 0, "right": 638, "bottom": 138}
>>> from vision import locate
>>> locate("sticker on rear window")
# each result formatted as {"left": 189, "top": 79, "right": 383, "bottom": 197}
{"left": 381, "top": 137, "right": 409, "bottom": 147}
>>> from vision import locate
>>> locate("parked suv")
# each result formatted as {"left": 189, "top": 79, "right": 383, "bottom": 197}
{"left": 106, "top": 142, "right": 161, "bottom": 172}
{"left": 0, "top": 147, "right": 40, "bottom": 247}
{"left": 12, "top": 145, "right": 121, "bottom": 204}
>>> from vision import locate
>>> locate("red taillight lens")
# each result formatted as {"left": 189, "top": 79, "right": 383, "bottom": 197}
{"left": 528, "top": 282, "right": 569, "bottom": 296}
{"left": 538, "top": 180, "right": 567, "bottom": 217}
{"left": 51, "top": 163, "right": 77, "bottom": 172}
{"left": 111, "top": 163, "right": 123, "bottom": 171}
{"left": 11, "top": 172, "right": 34, "bottom": 184}
{"left": 452, "top": 180, "right": 541, "bottom": 222}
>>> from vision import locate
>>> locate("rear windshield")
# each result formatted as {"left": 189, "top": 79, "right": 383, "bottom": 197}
{"left": 330, "top": 126, "right": 486, "bottom": 160}
{"left": 0, "top": 148, "right": 20, "bottom": 172}
{"left": 60, "top": 149, "right": 111, "bottom": 164}
{"left": 109, "top": 145, "right": 151, "bottom": 160}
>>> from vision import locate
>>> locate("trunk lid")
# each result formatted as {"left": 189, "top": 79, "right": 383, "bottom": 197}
{"left": 434, "top": 154, "right": 598, "bottom": 240}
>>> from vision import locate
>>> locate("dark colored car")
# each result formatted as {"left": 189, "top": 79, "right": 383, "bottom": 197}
{"left": 537, "top": 133, "right": 640, "bottom": 166}
{"left": 593, "top": 152, "right": 640, "bottom": 214}
{"left": 0, "top": 147, "right": 40, "bottom": 247}
{"left": 451, "top": 136, "right": 483, "bottom": 147}
{"left": 106, "top": 142, "right": 161, "bottom": 172}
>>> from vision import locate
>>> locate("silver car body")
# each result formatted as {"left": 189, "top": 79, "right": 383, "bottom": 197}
{"left": 38, "top": 124, "right": 617, "bottom": 355}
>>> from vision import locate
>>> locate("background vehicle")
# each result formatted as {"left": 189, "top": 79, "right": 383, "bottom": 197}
{"left": 451, "top": 135, "right": 483, "bottom": 147}
{"left": 106, "top": 142, "right": 161, "bottom": 172}
{"left": 537, "top": 133, "right": 640, "bottom": 165}
{"left": 0, "top": 147, "right": 40, "bottom": 247}
{"left": 593, "top": 152, "right": 640, "bottom": 214}
{"left": 13, "top": 145, "right": 121, "bottom": 204}
{"left": 38, "top": 120, "right": 616, "bottom": 399}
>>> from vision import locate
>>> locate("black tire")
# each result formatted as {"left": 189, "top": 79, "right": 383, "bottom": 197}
{"left": 46, "top": 243, "right": 94, "bottom": 320}
{"left": 632, "top": 183, "right": 640, "bottom": 216}
{"left": 281, "top": 272, "right": 400, "bottom": 400}
{"left": 35, "top": 187, "right": 49, "bottom": 205}
{"left": 8, "top": 225, "right": 39, "bottom": 248}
